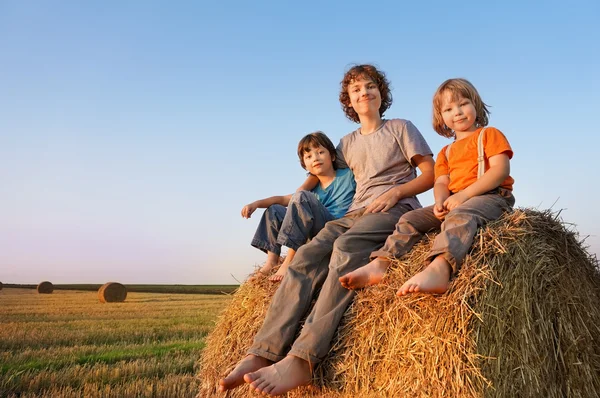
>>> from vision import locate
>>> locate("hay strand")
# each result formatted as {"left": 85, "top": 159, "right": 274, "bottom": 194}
{"left": 98, "top": 282, "right": 127, "bottom": 303}
{"left": 198, "top": 209, "right": 600, "bottom": 397}
{"left": 37, "top": 281, "right": 54, "bottom": 294}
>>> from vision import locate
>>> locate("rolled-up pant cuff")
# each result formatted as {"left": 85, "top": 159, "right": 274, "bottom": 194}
{"left": 288, "top": 346, "right": 321, "bottom": 366}
{"left": 425, "top": 251, "right": 459, "bottom": 274}
{"left": 247, "top": 347, "right": 285, "bottom": 363}
{"left": 369, "top": 249, "right": 392, "bottom": 261}
{"left": 251, "top": 239, "right": 281, "bottom": 256}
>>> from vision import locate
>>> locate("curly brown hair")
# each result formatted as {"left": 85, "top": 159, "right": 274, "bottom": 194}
{"left": 297, "top": 131, "right": 337, "bottom": 171}
{"left": 432, "top": 78, "right": 490, "bottom": 138}
{"left": 339, "top": 64, "right": 392, "bottom": 123}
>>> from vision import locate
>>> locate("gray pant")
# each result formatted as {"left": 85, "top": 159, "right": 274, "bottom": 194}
{"left": 248, "top": 202, "right": 411, "bottom": 364}
{"left": 251, "top": 191, "right": 335, "bottom": 256}
{"left": 371, "top": 189, "right": 515, "bottom": 272}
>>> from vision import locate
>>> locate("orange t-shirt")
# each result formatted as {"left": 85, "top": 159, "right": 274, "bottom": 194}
{"left": 434, "top": 127, "right": 514, "bottom": 193}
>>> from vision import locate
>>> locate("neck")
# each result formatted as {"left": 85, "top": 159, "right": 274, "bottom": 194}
{"left": 358, "top": 114, "right": 383, "bottom": 135}
{"left": 316, "top": 169, "right": 336, "bottom": 188}
{"left": 455, "top": 126, "right": 479, "bottom": 141}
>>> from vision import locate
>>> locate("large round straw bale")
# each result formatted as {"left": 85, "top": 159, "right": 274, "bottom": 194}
{"left": 37, "top": 281, "right": 54, "bottom": 294}
{"left": 0, "top": 281, "right": 3, "bottom": 291}
{"left": 198, "top": 209, "right": 600, "bottom": 397}
{"left": 98, "top": 282, "right": 127, "bottom": 303}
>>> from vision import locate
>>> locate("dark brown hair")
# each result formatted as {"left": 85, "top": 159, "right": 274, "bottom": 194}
{"left": 297, "top": 131, "right": 337, "bottom": 171}
{"left": 339, "top": 64, "right": 392, "bottom": 123}
{"left": 432, "top": 78, "right": 490, "bottom": 138}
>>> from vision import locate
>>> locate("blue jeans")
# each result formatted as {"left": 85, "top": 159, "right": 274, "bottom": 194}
{"left": 251, "top": 191, "right": 336, "bottom": 256}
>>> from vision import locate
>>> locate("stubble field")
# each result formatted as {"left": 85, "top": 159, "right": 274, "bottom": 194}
{"left": 0, "top": 287, "right": 232, "bottom": 397}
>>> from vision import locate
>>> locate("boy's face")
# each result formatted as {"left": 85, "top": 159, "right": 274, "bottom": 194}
{"left": 440, "top": 90, "right": 478, "bottom": 134}
{"left": 302, "top": 144, "right": 335, "bottom": 176}
{"left": 347, "top": 77, "right": 381, "bottom": 118}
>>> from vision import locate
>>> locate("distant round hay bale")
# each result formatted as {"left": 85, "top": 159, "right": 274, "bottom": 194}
{"left": 98, "top": 282, "right": 127, "bottom": 303}
{"left": 0, "top": 281, "right": 3, "bottom": 291}
{"left": 37, "top": 281, "right": 54, "bottom": 294}
{"left": 198, "top": 209, "right": 600, "bottom": 397}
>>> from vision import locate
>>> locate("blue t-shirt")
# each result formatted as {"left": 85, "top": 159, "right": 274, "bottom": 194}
{"left": 311, "top": 167, "right": 356, "bottom": 219}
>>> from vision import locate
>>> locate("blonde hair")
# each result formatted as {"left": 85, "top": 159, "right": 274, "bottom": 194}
{"left": 432, "top": 78, "right": 490, "bottom": 138}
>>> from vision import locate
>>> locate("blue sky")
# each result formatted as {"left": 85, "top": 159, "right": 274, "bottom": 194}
{"left": 1, "top": 1, "right": 598, "bottom": 284}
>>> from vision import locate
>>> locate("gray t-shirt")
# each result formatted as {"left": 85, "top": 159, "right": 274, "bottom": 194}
{"left": 336, "top": 118, "right": 433, "bottom": 212}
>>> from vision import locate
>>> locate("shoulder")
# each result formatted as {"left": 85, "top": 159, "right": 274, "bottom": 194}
{"left": 437, "top": 144, "right": 450, "bottom": 159}
{"left": 482, "top": 126, "right": 513, "bottom": 157}
{"left": 384, "top": 118, "right": 423, "bottom": 137}
{"left": 385, "top": 118, "right": 411, "bottom": 130}
{"left": 482, "top": 126, "right": 506, "bottom": 138}
{"left": 482, "top": 126, "right": 511, "bottom": 144}
{"left": 339, "top": 127, "right": 360, "bottom": 145}
{"left": 336, "top": 167, "right": 354, "bottom": 179}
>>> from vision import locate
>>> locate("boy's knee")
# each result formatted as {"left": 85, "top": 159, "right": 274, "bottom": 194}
{"left": 265, "top": 205, "right": 280, "bottom": 217}
{"left": 445, "top": 210, "right": 480, "bottom": 227}
{"left": 332, "top": 234, "right": 355, "bottom": 254}
{"left": 290, "top": 190, "right": 314, "bottom": 204}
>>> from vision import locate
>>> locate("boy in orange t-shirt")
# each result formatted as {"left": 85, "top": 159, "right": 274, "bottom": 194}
{"left": 340, "top": 78, "right": 515, "bottom": 296}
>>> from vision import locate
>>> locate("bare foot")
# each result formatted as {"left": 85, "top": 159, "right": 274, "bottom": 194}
{"left": 248, "top": 261, "right": 278, "bottom": 282}
{"left": 244, "top": 355, "right": 311, "bottom": 396}
{"left": 218, "top": 354, "right": 272, "bottom": 392}
{"left": 397, "top": 257, "right": 451, "bottom": 296}
{"left": 339, "top": 257, "right": 391, "bottom": 290}
{"left": 269, "top": 261, "right": 290, "bottom": 283}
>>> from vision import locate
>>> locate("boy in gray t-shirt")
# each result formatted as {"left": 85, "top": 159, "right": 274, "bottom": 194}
{"left": 220, "top": 65, "right": 435, "bottom": 396}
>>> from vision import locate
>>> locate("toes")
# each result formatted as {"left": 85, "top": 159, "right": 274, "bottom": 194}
{"left": 244, "top": 372, "right": 257, "bottom": 384}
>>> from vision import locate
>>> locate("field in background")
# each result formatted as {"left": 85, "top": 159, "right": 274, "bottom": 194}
{"left": 3, "top": 284, "right": 239, "bottom": 295}
{"left": 0, "top": 288, "right": 232, "bottom": 397}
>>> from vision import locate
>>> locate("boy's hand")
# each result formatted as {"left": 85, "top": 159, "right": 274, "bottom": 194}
{"left": 241, "top": 203, "right": 258, "bottom": 219}
{"left": 443, "top": 191, "right": 470, "bottom": 211}
{"left": 364, "top": 189, "right": 400, "bottom": 214}
{"left": 433, "top": 202, "right": 448, "bottom": 220}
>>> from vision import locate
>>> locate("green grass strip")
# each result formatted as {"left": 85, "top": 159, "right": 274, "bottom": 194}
{"left": 0, "top": 341, "right": 206, "bottom": 374}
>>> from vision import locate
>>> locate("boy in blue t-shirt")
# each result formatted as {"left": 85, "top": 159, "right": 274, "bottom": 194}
{"left": 241, "top": 132, "right": 356, "bottom": 282}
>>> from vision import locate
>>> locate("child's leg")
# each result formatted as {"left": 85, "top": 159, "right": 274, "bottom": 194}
{"left": 271, "top": 191, "right": 335, "bottom": 282}
{"left": 250, "top": 204, "right": 287, "bottom": 274}
{"left": 398, "top": 191, "right": 514, "bottom": 296}
{"left": 340, "top": 206, "right": 440, "bottom": 289}
{"left": 269, "top": 248, "right": 295, "bottom": 282}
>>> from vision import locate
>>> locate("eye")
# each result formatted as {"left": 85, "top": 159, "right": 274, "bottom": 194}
{"left": 443, "top": 108, "right": 451, "bottom": 113}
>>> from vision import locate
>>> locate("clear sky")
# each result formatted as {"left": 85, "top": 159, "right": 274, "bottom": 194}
{"left": 1, "top": 1, "right": 598, "bottom": 284}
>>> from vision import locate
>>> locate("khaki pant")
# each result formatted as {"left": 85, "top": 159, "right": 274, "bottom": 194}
{"left": 371, "top": 189, "right": 515, "bottom": 272}
{"left": 248, "top": 202, "right": 411, "bottom": 364}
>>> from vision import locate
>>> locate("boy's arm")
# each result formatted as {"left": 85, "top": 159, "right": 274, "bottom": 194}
{"left": 241, "top": 194, "right": 292, "bottom": 219}
{"left": 443, "top": 153, "right": 510, "bottom": 211}
{"left": 296, "top": 175, "right": 319, "bottom": 192}
{"left": 433, "top": 175, "right": 451, "bottom": 219}
{"left": 364, "top": 154, "right": 435, "bottom": 213}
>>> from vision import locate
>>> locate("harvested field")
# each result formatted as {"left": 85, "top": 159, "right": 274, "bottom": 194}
{"left": 0, "top": 288, "right": 231, "bottom": 397}
{"left": 198, "top": 209, "right": 600, "bottom": 397}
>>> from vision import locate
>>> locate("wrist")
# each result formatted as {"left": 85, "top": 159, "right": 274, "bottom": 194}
{"left": 393, "top": 186, "right": 403, "bottom": 200}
